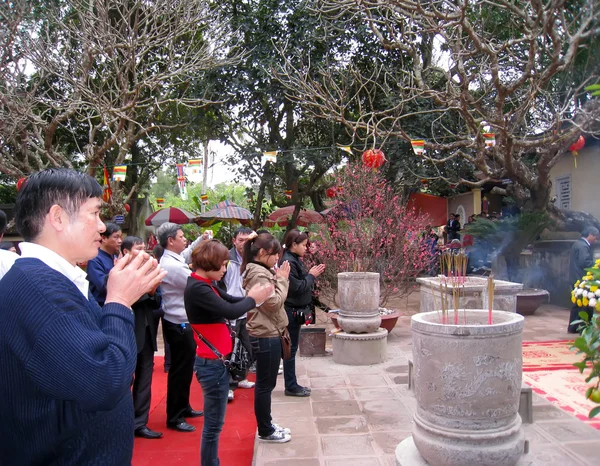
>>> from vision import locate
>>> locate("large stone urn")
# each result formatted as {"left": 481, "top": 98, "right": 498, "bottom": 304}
{"left": 332, "top": 272, "right": 387, "bottom": 365}
{"left": 399, "top": 310, "right": 525, "bottom": 466}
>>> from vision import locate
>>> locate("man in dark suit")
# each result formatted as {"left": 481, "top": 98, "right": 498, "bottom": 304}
{"left": 568, "top": 226, "right": 599, "bottom": 333}
{"left": 122, "top": 236, "right": 164, "bottom": 439}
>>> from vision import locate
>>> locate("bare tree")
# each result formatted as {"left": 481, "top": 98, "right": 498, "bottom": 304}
{"left": 0, "top": 0, "right": 243, "bottom": 207}
{"left": 276, "top": 0, "right": 600, "bottom": 228}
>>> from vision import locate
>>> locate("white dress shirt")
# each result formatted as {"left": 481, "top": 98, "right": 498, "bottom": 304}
{"left": 19, "top": 242, "right": 90, "bottom": 299}
{"left": 159, "top": 236, "right": 203, "bottom": 324}
{"left": 0, "top": 249, "right": 19, "bottom": 281}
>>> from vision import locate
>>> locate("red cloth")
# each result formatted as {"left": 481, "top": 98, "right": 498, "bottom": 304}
{"left": 189, "top": 273, "right": 232, "bottom": 359}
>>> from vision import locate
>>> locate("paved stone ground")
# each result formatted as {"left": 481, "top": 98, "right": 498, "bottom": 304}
{"left": 251, "top": 294, "right": 600, "bottom": 466}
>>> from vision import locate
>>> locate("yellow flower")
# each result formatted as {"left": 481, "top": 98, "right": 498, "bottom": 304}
{"left": 577, "top": 299, "right": 583, "bottom": 307}
{"left": 576, "top": 280, "right": 581, "bottom": 287}
{"left": 580, "top": 283, "right": 586, "bottom": 288}
{"left": 583, "top": 297, "right": 589, "bottom": 307}
{"left": 572, "top": 295, "right": 577, "bottom": 304}
{"left": 591, "top": 286, "right": 599, "bottom": 292}
{"left": 596, "top": 302, "right": 600, "bottom": 312}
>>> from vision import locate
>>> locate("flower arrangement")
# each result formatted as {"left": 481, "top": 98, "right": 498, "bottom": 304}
{"left": 570, "top": 258, "right": 600, "bottom": 312}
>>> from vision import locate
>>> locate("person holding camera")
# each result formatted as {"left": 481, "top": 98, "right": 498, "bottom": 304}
{"left": 184, "top": 239, "right": 273, "bottom": 466}
{"left": 280, "top": 229, "right": 325, "bottom": 397}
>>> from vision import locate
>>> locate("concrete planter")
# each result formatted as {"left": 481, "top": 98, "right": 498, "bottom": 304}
{"left": 416, "top": 276, "right": 523, "bottom": 314}
{"left": 331, "top": 310, "right": 400, "bottom": 334}
{"left": 410, "top": 310, "right": 525, "bottom": 466}
{"left": 516, "top": 289, "right": 549, "bottom": 316}
{"left": 336, "top": 272, "right": 381, "bottom": 333}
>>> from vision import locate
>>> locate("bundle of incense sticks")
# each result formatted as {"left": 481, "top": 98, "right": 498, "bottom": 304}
{"left": 487, "top": 274, "right": 495, "bottom": 324}
{"left": 440, "top": 251, "right": 468, "bottom": 285}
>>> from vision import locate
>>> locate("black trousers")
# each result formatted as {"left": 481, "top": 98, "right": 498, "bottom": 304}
{"left": 162, "top": 320, "right": 196, "bottom": 425}
{"left": 568, "top": 305, "right": 585, "bottom": 333}
{"left": 132, "top": 327, "right": 155, "bottom": 430}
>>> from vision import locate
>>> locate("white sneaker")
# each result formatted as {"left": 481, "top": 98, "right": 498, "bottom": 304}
{"left": 272, "top": 423, "right": 291, "bottom": 434}
{"left": 278, "top": 363, "right": 283, "bottom": 375}
{"left": 258, "top": 430, "right": 291, "bottom": 443}
{"left": 228, "top": 390, "right": 234, "bottom": 402}
{"left": 237, "top": 379, "right": 255, "bottom": 389}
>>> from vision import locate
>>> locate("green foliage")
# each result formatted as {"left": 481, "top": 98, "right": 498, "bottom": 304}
{"left": 571, "top": 313, "right": 600, "bottom": 418}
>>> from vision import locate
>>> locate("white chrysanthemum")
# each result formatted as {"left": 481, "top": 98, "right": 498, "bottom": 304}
{"left": 595, "top": 290, "right": 600, "bottom": 298}
{"left": 576, "top": 288, "right": 584, "bottom": 297}
{"left": 590, "top": 298, "right": 597, "bottom": 308}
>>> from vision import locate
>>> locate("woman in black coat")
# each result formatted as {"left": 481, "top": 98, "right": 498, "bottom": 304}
{"left": 279, "top": 229, "right": 325, "bottom": 397}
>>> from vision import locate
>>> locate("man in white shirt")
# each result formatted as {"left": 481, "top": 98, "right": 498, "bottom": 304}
{"left": 0, "top": 209, "right": 19, "bottom": 280}
{"left": 156, "top": 222, "right": 208, "bottom": 432}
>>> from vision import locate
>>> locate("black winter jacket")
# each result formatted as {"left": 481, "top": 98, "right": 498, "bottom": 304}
{"left": 280, "top": 249, "right": 314, "bottom": 308}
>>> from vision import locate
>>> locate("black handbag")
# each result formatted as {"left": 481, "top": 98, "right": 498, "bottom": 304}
{"left": 192, "top": 326, "right": 249, "bottom": 381}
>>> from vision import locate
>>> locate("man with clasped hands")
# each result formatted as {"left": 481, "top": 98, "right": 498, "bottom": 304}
{"left": 0, "top": 168, "right": 167, "bottom": 466}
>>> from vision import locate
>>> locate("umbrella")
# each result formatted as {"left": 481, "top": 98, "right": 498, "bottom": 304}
{"left": 144, "top": 207, "right": 199, "bottom": 227}
{"left": 196, "top": 200, "right": 253, "bottom": 226}
{"left": 264, "top": 206, "right": 324, "bottom": 227}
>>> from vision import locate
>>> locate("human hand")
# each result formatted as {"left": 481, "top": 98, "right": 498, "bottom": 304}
{"left": 277, "top": 261, "right": 290, "bottom": 280}
{"left": 247, "top": 282, "right": 275, "bottom": 304}
{"left": 202, "top": 230, "right": 213, "bottom": 240}
{"left": 105, "top": 252, "right": 168, "bottom": 308}
{"left": 309, "top": 264, "right": 326, "bottom": 278}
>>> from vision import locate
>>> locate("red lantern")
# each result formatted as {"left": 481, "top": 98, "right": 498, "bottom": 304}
{"left": 124, "top": 203, "right": 130, "bottom": 213}
{"left": 362, "top": 149, "right": 386, "bottom": 169}
{"left": 16, "top": 177, "right": 27, "bottom": 192}
{"left": 569, "top": 135, "right": 585, "bottom": 152}
{"left": 326, "top": 187, "right": 337, "bottom": 198}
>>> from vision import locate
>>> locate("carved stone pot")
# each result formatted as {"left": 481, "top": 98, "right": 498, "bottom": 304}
{"left": 336, "top": 272, "right": 381, "bottom": 333}
{"left": 410, "top": 310, "right": 525, "bottom": 466}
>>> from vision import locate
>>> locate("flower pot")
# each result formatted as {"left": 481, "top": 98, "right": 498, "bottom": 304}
{"left": 331, "top": 311, "right": 399, "bottom": 334}
{"left": 411, "top": 310, "right": 525, "bottom": 466}
{"left": 516, "top": 289, "right": 549, "bottom": 315}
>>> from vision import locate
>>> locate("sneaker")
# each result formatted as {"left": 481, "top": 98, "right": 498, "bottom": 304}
{"left": 228, "top": 390, "right": 234, "bottom": 402}
{"left": 237, "top": 379, "right": 255, "bottom": 389}
{"left": 278, "top": 363, "right": 283, "bottom": 375}
{"left": 272, "top": 423, "right": 291, "bottom": 434}
{"left": 258, "top": 430, "right": 291, "bottom": 443}
{"left": 248, "top": 362, "right": 257, "bottom": 373}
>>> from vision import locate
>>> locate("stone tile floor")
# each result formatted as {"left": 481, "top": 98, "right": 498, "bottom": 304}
{"left": 252, "top": 300, "right": 600, "bottom": 466}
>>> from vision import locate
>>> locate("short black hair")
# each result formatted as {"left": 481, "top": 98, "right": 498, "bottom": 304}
{"left": 582, "top": 226, "right": 600, "bottom": 238}
{"left": 101, "top": 222, "right": 121, "bottom": 238}
{"left": 0, "top": 210, "right": 7, "bottom": 236}
{"left": 121, "top": 236, "right": 144, "bottom": 253}
{"left": 255, "top": 229, "right": 269, "bottom": 235}
{"left": 233, "top": 227, "right": 253, "bottom": 238}
{"left": 15, "top": 168, "right": 103, "bottom": 241}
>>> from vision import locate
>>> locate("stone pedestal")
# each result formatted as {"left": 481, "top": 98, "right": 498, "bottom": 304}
{"left": 332, "top": 328, "right": 387, "bottom": 365}
{"left": 409, "top": 310, "right": 525, "bottom": 466}
{"left": 332, "top": 272, "right": 387, "bottom": 365}
{"left": 416, "top": 276, "right": 523, "bottom": 314}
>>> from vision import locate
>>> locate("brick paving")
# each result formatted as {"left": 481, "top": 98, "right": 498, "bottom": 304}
{"left": 250, "top": 295, "right": 600, "bottom": 466}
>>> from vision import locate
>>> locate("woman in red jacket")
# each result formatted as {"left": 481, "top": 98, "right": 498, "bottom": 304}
{"left": 184, "top": 240, "right": 273, "bottom": 466}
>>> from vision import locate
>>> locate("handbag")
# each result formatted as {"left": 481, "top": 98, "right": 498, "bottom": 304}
{"left": 280, "top": 327, "right": 292, "bottom": 361}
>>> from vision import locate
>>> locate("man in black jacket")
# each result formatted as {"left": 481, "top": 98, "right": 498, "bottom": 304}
{"left": 568, "top": 226, "right": 599, "bottom": 333}
{"left": 123, "top": 237, "right": 164, "bottom": 439}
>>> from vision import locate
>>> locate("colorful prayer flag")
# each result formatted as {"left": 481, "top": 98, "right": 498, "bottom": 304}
{"left": 102, "top": 166, "right": 112, "bottom": 203}
{"left": 186, "top": 159, "right": 203, "bottom": 183}
{"left": 284, "top": 189, "right": 292, "bottom": 199}
{"left": 156, "top": 198, "right": 165, "bottom": 208}
{"left": 201, "top": 194, "right": 209, "bottom": 205}
{"left": 262, "top": 151, "right": 278, "bottom": 166}
{"left": 483, "top": 133, "right": 496, "bottom": 148}
{"left": 176, "top": 164, "right": 187, "bottom": 200}
{"left": 337, "top": 145, "right": 353, "bottom": 154}
{"left": 411, "top": 140, "right": 425, "bottom": 156}
{"left": 112, "top": 165, "right": 127, "bottom": 182}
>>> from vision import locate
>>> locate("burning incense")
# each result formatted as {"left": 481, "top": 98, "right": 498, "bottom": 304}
{"left": 487, "top": 274, "right": 495, "bottom": 325}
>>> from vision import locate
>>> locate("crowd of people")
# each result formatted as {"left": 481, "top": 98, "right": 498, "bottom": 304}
{"left": 0, "top": 168, "right": 326, "bottom": 465}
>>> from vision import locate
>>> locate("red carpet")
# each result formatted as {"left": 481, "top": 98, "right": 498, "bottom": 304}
{"left": 522, "top": 340, "right": 580, "bottom": 372}
{"left": 132, "top": 356, "right": 256, "bottom": 466}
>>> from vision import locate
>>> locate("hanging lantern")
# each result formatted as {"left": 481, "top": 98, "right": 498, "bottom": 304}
{"left": 362, "top": 149, "right": 386, "bottom": 168}
{"left": 569, "top": 135, "right": 586, "bottom": 168}
{"left": 483, "top": 133, "right": 496, "bottom": 148}
{"left": 16, "top": 177, "right": 27, "bottom": 192}
{"left": 411, "top": 140, "right": 425, "bottom": 156}
{"left": 326, "top": 187, "right": 337, "bottom": 198}
{"left": 124, "top": 203, "right": 130, "bottom": 213}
